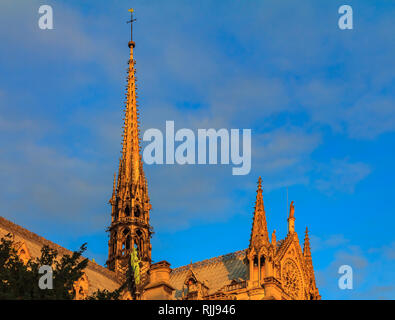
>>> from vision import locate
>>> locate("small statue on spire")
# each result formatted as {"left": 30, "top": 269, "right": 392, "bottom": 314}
{"left": 289, "top": 200, "right": 295, "bottom": 218}
{"left": 287, "top": 201, "right": 295, "bottom": 234}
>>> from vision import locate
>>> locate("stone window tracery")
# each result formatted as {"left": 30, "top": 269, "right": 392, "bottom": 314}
{"left": 282, "top": 259, "right": 302, "bottom": 299}
{"left": 125, "top": 205, "right": 131, "bottom": 217}
{"left": 134, "top": 229, "right": 143, "bottom": 256}
{"left": 121, "top": 228, "right": 131, "bottom": 255}
{"left": 134, "top": 206, "right": 141, "bottom": 218}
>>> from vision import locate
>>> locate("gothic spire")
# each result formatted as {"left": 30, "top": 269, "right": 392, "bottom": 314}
{"left": 303, "top": 226, "right": 320, "bottom": 299}
{"left": 119, "top": 8, "right": 142, "bottom": 192}
{"left": 303, "top": 227, "right": 312, "bottom": 258}
{"left": 249, "top": 177, "right": 270, "bottom": 249}
{"left": 107, "top": 10, "right": 152, "bottom": 276}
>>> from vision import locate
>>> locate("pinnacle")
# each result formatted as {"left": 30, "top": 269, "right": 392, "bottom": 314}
{"left": 303, "top": 226, "right": 312, "bottom": 257}
{"left": 249, "top": 176, "right": 269, "bottom": 249}
{"left": 257, "top": 176, "right": 262, "bottom": 190}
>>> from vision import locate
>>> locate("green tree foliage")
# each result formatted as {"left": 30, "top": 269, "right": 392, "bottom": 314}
{"left": 0, "top": 233, "right": 140, "bottom": 300}
{"left": 0, "top": 233, "right": 88, "bottom": 299}
{"left": 89, "top": 255, "right": 139, "bottom": 300}
{"left": 89, "top": 250, "right": 141, "bottom": 300}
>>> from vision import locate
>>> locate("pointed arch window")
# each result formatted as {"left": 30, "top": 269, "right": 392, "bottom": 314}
{"left": 135, "top": 229, "right": 143, "bottom": 257}
{"left": 134, "top": 206, "right": 141, "bottom": 218}
{"left": 112, "top": 231, "right": 117, "bottom": 255}
{"left": 126, "top": 235, "right": 131, "bottom": 250}
{"left": 122, "top": 228, "right": 131, "bottom": 255}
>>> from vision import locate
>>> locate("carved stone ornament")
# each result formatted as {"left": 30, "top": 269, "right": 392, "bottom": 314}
{"left": 282, "top": 259, "right": 302, "bottom": 299}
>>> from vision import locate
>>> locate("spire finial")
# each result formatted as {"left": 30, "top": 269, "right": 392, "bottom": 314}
{"left": 257, "top": 176, "right": 262, "bottom": 190}
{"left": 127, "top": 8, "right": 136, "bottom": 48}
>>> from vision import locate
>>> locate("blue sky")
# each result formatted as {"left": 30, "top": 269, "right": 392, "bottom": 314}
{"left": 0, "top": 0, "right": 394, "bottom": 299}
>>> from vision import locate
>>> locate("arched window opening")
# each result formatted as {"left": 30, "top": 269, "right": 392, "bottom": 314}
{"left": 126, "top": 235, "right": 131, "bottom": 250}
{"left": 134, "top": 229, "right": 143, "bottom": 257}
{"left": 112, "top": 232, "right": 117, "bottom": 255}
{"left": 121, "top": 229, "right": 130, "bottom": 255}
{"left": 125, "top": 206, "right": 131, "bottom": 217}
{"left": 134, "top": 206, "right": 141, "bottom": 218}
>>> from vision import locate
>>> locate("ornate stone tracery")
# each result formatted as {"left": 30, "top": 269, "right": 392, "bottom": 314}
{"left": 282, "top": 259, "right": 302, "bottom": 299}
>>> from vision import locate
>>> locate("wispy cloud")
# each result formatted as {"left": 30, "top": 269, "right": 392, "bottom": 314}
{"left": 314, "top": 158, "right": 371, "bottom": 194}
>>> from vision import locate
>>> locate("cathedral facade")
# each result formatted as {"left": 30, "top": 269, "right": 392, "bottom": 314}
{"left": 106, "top": 13, "right": 321, "bottom": 301}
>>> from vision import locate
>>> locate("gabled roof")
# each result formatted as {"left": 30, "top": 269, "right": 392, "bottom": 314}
{"left": 169, "top": 250, "right": 248, "bottom": 299}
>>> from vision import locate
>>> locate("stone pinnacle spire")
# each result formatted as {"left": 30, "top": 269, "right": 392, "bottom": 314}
{"left": 303, "top": 226, "right": 319, "bottom": 299}
{"left": 249, "top": 177, "right": 270, "bottom": 249}
{"left": 107, "top": 10, "right": 152, "bottom": 277}
{"left": 303, "top": 227, "right": 312, "bottom": 257}
{"left": 113, "top": 8, "right": 144, "bottom": 195}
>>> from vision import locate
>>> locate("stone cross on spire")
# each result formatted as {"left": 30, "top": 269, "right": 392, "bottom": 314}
{"left": 127, "top": 8, "right": 136, "bottom": 47}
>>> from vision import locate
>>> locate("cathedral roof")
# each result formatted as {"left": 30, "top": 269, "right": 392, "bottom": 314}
{"left": 169, "top": 250, "right": 248, "bottom": 299}
{"left": 0, "top": 215, "right": 121, "bottom": 295}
